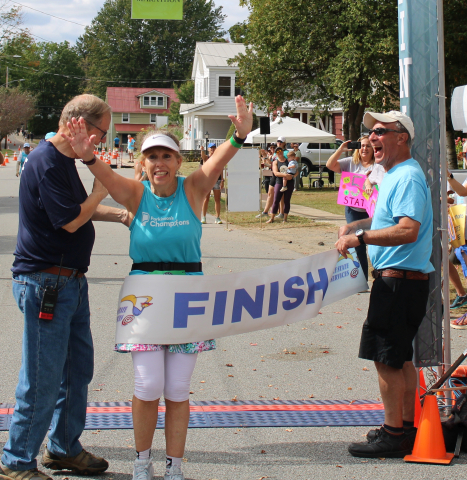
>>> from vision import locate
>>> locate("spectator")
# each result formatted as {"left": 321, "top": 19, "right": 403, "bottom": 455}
{"left": 1, "top": 95, "right": 130, "bottom": 480}
{"left": 336, "top": 110, "right": 433, "bottom": 458}
{"left": 292, "top": 143, "right": 302, "bottom": 190}
{"left": 446, "top": 170, "right": 467, "bottom": 321}
{"left": 463, "top": 138, "right": 467, "bottom": 169}
{"left": 15, "top": 143, "right": 30, "bottom": 177}
{"left": 256, "top": 145, "right": 277, "bottom": 218}
{"left": 266, "top": 148, "right": 298, "bottom": 223}
{"left": 327, "top": 136, "right": 385, "bottom": 280}
{"left": 200, "top": 143, "right": 224, "bottom": 224}
{"left": 128, "top": 135, "right": 136, "bottom": 163}
{"left": 114, "top": 135, "right": 120, "bottom": 149}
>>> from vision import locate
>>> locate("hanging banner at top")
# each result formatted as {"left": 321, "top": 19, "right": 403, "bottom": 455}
{"left": 131, "top": 0, "right": 183, "bottom": 20}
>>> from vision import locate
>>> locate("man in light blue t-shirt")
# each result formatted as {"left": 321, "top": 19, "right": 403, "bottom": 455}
{"left": 335, "top": 110, "right": 433, "bottom": 459}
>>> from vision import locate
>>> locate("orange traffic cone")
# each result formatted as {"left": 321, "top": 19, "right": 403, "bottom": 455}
{"left": 4, "top": 152, "right": 9, "bottom": 164}
{"left": 414, "top": 370, "right": 427, "bottom": 428}
{"left": 105, "top": 154, "right": 111, "bottom": 165}
{"left": 405, "top": 395, "right": 454, "bottom": 465}
{"left": 13, "top": 152, "right": 18, "bottom": 162}
{"left": 99, "top": 151, "right": 104, "bottom": 162}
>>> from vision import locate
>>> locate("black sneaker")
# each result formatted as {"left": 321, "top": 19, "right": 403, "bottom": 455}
{"left": 366, "top": 425, "right": 417, "bottom": 443}
{"left": 348, "top": 427, "right": 414, "bottom": 458}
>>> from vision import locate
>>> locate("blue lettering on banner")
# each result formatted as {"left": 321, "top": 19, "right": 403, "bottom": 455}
{"left": 268, "top": 281, "right": 279, "bottom": 316}
{"left": 331, "top": 270, "right": 350, "bottom": 282}
{"left": 231, "top": 286, "right": 265, "bottom": 323}
{"left": 212, "top": 291, "right": 228, "bottom": 325}
{"left": 174, "top": 292, "right": 209, "bottom": 328}
{"left": 282, "top": 276, "right": 305, "bottom": 311}
{"left": 306, "top": 268, "right": 329, "bottom": 304}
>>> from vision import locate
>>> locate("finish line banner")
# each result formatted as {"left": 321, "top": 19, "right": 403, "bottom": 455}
{"left": 131, "top": 0, "right": 183, "bottom": 20}
{"left": 115, "top": 249, "right": 367, "bottom": 345}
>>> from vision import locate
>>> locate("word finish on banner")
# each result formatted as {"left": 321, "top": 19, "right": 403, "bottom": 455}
{"left": 115, "top": 249, "right": 367, "bottom": 345}
{"left": 131, "top": 0, "right": 183, "bottom": 20}
{"left": 337, "top": 172, "right": 379, "bottom": 217}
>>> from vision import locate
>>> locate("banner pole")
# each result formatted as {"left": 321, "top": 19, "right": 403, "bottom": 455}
{"left": 437, "top": 0, "right": 451, "bottom": 388}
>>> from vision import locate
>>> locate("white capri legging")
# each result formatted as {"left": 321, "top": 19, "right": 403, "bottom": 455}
{"left": 131, "top": 350, "right": 198, "bottom": 402}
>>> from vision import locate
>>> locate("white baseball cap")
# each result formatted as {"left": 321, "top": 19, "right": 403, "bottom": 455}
{"left": 277, "top": 136, "right": 286, "bottom": 143}
{"left": 141, "top": 134, "right": 180, "bottom": 153}
{"left": 363, "top": 110, "right": 415, "bottom": 141}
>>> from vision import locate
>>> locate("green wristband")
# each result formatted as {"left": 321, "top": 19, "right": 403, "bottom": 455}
{"left": 230, "top": 136, "right": 243, "bottom": 149}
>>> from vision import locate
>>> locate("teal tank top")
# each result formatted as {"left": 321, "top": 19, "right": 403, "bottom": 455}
{"left": 129, "top": 177, "right": 202, "bottom": 268}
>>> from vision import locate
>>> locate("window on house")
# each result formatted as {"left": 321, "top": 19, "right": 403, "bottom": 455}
{"left": 203, "top": 77, "right": 209, "bottom": 97}
{"left": 122, "top": 113, "right": 129, "bottom": 123}
{"left": 218, "top": 76, "right": 231, "bottom": 96}
{"left": 143, "top": 96, "right": 165, "bottom": 107}
{"left": 150, "top": 114, "right": 157, "bottom": 123}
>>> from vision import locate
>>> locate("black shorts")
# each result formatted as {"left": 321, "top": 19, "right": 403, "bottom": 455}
{"left": 359, "top": 275, "right": 429, "bottom": 369}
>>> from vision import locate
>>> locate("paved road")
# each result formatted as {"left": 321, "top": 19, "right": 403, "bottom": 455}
{"left": 0, "top": 161, "right": 466, "bottom": 479}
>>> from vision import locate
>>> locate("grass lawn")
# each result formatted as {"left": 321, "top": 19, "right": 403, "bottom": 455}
{"left": 205, "top": 196, "right": 326, "bottom": 228}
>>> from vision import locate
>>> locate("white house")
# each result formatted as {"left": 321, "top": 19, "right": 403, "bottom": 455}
{"left": 180, "top": 42, "right": 344, "bottom": 150}
{"left": 180, "top": 42, "right": 266, "bottom": 150}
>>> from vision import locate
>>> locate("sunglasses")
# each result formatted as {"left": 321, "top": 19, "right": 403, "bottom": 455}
{"left": 86, "top": 119, "right": 108, "bottom": 141}
{"left": 368, "top": 128, "right": 404, "bottom": 137}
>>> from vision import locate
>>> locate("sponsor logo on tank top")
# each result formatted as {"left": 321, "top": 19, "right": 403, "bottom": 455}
{"left": 141, "top": 211, "right": 189, "bottom": 228}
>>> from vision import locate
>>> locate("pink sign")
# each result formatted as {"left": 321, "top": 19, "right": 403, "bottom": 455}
{"left": 337, "top": 172, "right": 379, "bottom": 217}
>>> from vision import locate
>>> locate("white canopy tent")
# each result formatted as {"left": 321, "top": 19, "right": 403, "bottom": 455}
{"left": 246, "top": 116, "right": 336, "bottom": 144}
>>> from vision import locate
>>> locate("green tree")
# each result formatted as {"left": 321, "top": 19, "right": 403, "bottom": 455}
{"left": 19, "top": 41, "right": 85, "bottom": 135}
{"left": 229, "top": 22, "right": 248, "bottom": 43}
{"left": 168, "top": 80, "right": 194, "bottom": 125}
{"left": 234, "top": 0, "right": 399, "bottom": 140}
{"left": 0, "top": 1, "right": 25, "bottom": 43}
{"left": 77, "top": 0, "right": 225, "bottom": 98}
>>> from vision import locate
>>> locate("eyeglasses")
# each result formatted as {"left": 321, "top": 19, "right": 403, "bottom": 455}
{"left": 86, "top": 119, "right": 107, "bottom": 141}
{"left": 368, "top": 128, "right": 403, "bottom": 137}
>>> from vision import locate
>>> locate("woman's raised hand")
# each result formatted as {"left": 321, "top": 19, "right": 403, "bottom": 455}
{"left": 61, "top": 117, "right": 96, "bottom": 161}
{"left": 228, "top": 96, "right": 254, "bottom": 140}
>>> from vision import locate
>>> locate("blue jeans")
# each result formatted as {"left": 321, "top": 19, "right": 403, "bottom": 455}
{"left": 2, "top": 272, "right": 93, "bottom": 470}
{"left": 344, "top": 207, "right": 369, "bottom": 281}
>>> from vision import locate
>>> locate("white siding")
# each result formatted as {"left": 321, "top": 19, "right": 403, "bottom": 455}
{"left": 203, "top": 119, "right": 231, "bottom": 140}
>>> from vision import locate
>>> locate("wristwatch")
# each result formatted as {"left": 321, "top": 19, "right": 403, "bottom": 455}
{"left": 449, "top": 172, "right": 454, "bottom": 179}
{"left": 355, "top": 229, "right": 366, "bottom": 246}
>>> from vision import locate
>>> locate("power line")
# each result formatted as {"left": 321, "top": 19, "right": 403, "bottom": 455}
{"left": 8, "top": 0, "right": 88, "bottom": 27}
{"left": 5, "top": 62, "right": 193, "bottom": 84}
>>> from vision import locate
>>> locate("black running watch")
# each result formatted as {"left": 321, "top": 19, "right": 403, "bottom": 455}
{"left": 355, "top": 229, "right": 366, "bottom": 245}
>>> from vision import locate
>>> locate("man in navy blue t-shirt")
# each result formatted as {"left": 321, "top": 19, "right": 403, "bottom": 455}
{"left": 1, "top": 95, "right": 129, "bottom": 480}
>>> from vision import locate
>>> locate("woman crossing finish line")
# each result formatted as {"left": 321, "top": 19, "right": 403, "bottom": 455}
{"left": 61, "top": 96, "right": 253, "bottom": 480}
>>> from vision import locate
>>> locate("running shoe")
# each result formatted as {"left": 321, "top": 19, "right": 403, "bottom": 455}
{"left": 215, "top": 217, "right": 223, "bottom": 224}
{"left": 450, "top": 294, "right": 467, "bottom": 309}
{"left": 276, "top": 213, "right": 284, "bottom": 219}
{"left": 164, "top": 464, "right": 184, "bottom": 480}
{"left": 132, "top": 456, "right": 154, "bottom": 480}
{"left": 280, "top": 186, "right": 287, "bottom": 192}
{"left": 255, "top": 212, "right": 269, "bottom": 218}
{"left": 201, "top": 216, "right": 206, "bottom": 224}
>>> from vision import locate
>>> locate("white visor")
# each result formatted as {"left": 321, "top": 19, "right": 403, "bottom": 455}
{"left": 141, "top": 134, "right": 180, "bottom": 153}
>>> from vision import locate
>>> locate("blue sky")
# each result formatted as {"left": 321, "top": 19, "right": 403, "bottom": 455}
{"left": 13, "top": 1, "right": 249, "bottom": 44}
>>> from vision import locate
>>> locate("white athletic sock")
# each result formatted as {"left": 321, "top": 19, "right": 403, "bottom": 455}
{"left": 166, "top": 456, "right": 182, "bottom": 471}
{"left": 136, "top": 448, "right": 151, "bottom": 460}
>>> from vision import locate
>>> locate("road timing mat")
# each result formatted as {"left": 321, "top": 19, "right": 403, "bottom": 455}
{"left": 0, "top": 400, "right": 384, "bottom": 430}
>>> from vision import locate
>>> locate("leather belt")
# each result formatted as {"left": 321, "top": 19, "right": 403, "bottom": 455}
{"left": 132, "top": 262, "right": 202, "bottom": 273}
{"left": 41, "top": 266, "right": 85, "bottom": 278}
{"left": 371, "top": 268, "right": 429, "bottom": 281}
